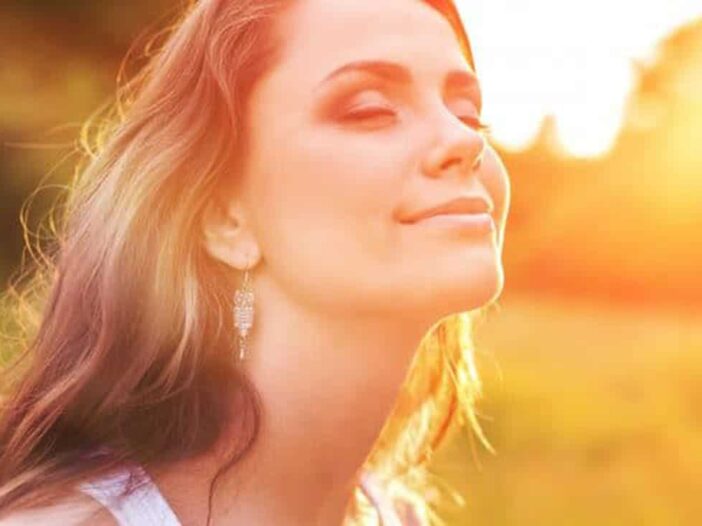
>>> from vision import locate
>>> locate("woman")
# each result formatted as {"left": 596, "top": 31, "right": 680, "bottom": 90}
{"left": 0, "top": 0, "right": 510, "bottom": 524}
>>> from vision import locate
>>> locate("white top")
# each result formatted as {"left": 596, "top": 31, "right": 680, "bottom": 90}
{"left": 78, "top": 465, "right": 181, "bottom": 526}
{"left": 79, "top": 466, "right": 412, "bottom": 526}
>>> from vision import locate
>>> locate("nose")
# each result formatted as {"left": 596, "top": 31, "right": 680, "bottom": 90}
{"left": 421, "top": 109, "right": 487, "bottom": 179}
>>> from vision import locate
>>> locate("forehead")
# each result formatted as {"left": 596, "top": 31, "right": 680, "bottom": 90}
{"left": 272, "top": 0, "right": 471, "bottom": 86}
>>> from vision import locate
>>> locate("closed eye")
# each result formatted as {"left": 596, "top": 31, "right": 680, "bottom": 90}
{"left": 340, "top": 107, "right": 491, "bottom": 135}
{"left": 342, "top": 106, "right": 396, "bottom": 121}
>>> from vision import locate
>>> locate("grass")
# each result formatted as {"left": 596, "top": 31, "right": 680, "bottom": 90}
{"left": 430, "top": 292, "right": 702, "bottom": 525}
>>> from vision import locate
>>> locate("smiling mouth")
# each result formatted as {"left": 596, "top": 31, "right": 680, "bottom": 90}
{"left": 405, "top": 211, "right": 495, "bottom": 232}
{"left": 399, "top": 195, "right": 494, "bottom": 224}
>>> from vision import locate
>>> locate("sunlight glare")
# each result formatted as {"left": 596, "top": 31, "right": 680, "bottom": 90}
{"left": 456, "top": 0, "right": 702, "bottom": 158}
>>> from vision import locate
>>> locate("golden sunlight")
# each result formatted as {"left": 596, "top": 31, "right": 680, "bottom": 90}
{"left": 457, "top": 0, "right": 702, "bottom": 158}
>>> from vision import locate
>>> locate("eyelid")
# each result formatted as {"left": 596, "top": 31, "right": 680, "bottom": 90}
{"left": 340, "top": 107, "right": 491, "bottom": 136}
{"left": 448, "top": 95, "right": 480, "bottom": 114}
{"left": 345, "top": 102, "right": 395, "bottom": 115}
{"left": 458, "top": 115, "right": 492, "bottom": 134}
{"left": 340, "top": 105, "right": 397, "bottom": 125}
{"left": 344, "top": 87, "right": 390, "bottom": 105}
{"left": 337, "top": 88, "right": 396, "bottom": 120}
{"left": 341, "top": 90, "right": 479, "bottom": 116}
{"left": 328, "top": 86, "right": 487, "bottom": 131}
{"left": 319, "top": 75, "right": 482, "bottom": 116}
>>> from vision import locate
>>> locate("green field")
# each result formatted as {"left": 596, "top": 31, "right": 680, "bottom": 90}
{"left": 431, "top": 292, "right": 702, "bottom": 525}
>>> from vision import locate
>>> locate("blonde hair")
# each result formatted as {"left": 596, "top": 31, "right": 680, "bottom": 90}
{"left": 0, "top": 1, "right": 494, "bottom": 524}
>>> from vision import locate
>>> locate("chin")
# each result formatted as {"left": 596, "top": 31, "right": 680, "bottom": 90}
{"left": 440, "top": 253, "right": 504, "bottom": 315}
{"left": 378, "top": 244, "right": 504, "bottom": 321}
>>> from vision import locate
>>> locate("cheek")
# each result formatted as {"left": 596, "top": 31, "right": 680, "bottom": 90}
{"left": 248, "top": 129, "right": 413, "bottom": 306}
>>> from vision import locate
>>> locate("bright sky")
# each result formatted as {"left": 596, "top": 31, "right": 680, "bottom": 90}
{"left": 456, "top": 0, "right": 702, "bottom": 158}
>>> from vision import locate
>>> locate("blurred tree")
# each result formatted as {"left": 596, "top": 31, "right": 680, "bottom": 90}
{"left": 501, "top": 18, "right": 702, "bottom": 308}
{"left": 0, "top": 1, "right": 172, "bottom": 284}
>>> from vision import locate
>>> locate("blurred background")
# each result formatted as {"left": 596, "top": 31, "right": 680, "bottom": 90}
{"left": 1, "top": 1, "right": 700, "bottom": 524}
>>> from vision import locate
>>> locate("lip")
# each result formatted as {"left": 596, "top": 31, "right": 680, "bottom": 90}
{"left": 400, "top": 195, "right": 494, "bottom": 224}
{"left": 410, "top": 212, "right": 495, "bottom": 233}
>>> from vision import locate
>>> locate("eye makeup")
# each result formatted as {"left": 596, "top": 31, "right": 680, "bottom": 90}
{"left": 316, "top": 74, "right": 403, "bottom": 120}
{"left": 314, "top": 69, "right": 485, "bottom": 132}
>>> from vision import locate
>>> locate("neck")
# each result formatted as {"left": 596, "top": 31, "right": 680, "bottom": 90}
{"left": 226, "top": 270, "right": 430, "bottom": 524}
{"left": 150, "top": 270, "right": 431, "bottom": 525}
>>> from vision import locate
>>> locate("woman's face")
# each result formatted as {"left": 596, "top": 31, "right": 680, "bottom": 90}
{"left": 239, "top": 0, "right": 510, "bottom": 324}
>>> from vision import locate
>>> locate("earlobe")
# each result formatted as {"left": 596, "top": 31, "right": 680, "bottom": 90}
{"left": 201, "top": 197, "right": 261, "bottom": 271}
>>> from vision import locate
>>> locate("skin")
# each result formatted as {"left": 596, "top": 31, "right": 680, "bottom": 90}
{"left": 2, "top": 0, "right": 510, "bottom": 524}
{"left": 197, "top": 0, "right": 510, "bottom": 524}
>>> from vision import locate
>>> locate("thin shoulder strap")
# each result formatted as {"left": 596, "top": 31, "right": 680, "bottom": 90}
{"left": 359, "top": 471, "right": 423, "bottom": 526}
{"left": 78, "top": 465, "right": 181, "bottom": 526}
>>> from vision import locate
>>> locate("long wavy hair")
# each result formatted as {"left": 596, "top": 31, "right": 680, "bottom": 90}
{"left": 0, "top": 0, "right": 495, "bottom": 524}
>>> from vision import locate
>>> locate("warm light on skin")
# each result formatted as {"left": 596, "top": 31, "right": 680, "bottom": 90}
{"left": 198, "top": 0, "right": 510, "bottom": 524}
{"left": 456, "top": 0, "right": 702, "bottom": 157}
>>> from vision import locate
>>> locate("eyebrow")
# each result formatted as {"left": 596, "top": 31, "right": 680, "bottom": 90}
{"left": 317, "top": 59, "right": 481, "bottom": 100}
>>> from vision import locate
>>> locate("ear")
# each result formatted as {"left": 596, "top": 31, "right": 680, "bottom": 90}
{"left": 201, "top": 195, "right": 261, "bottom": 270}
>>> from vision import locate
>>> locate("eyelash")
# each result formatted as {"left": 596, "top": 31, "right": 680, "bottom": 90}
{"left": 459, "top": 115, "right": 492, "bottom": 134}
{"left": 342, "top": 107, "right": 491, "bottom": 134}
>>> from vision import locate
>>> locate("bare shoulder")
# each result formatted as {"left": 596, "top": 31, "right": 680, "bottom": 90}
{"left": 0, "top": 492, "right": 117, "bottom": 526}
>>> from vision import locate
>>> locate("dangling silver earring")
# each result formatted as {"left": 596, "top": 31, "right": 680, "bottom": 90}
{"left": 233, "top": 262, "right": 255, "bottom": 361}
